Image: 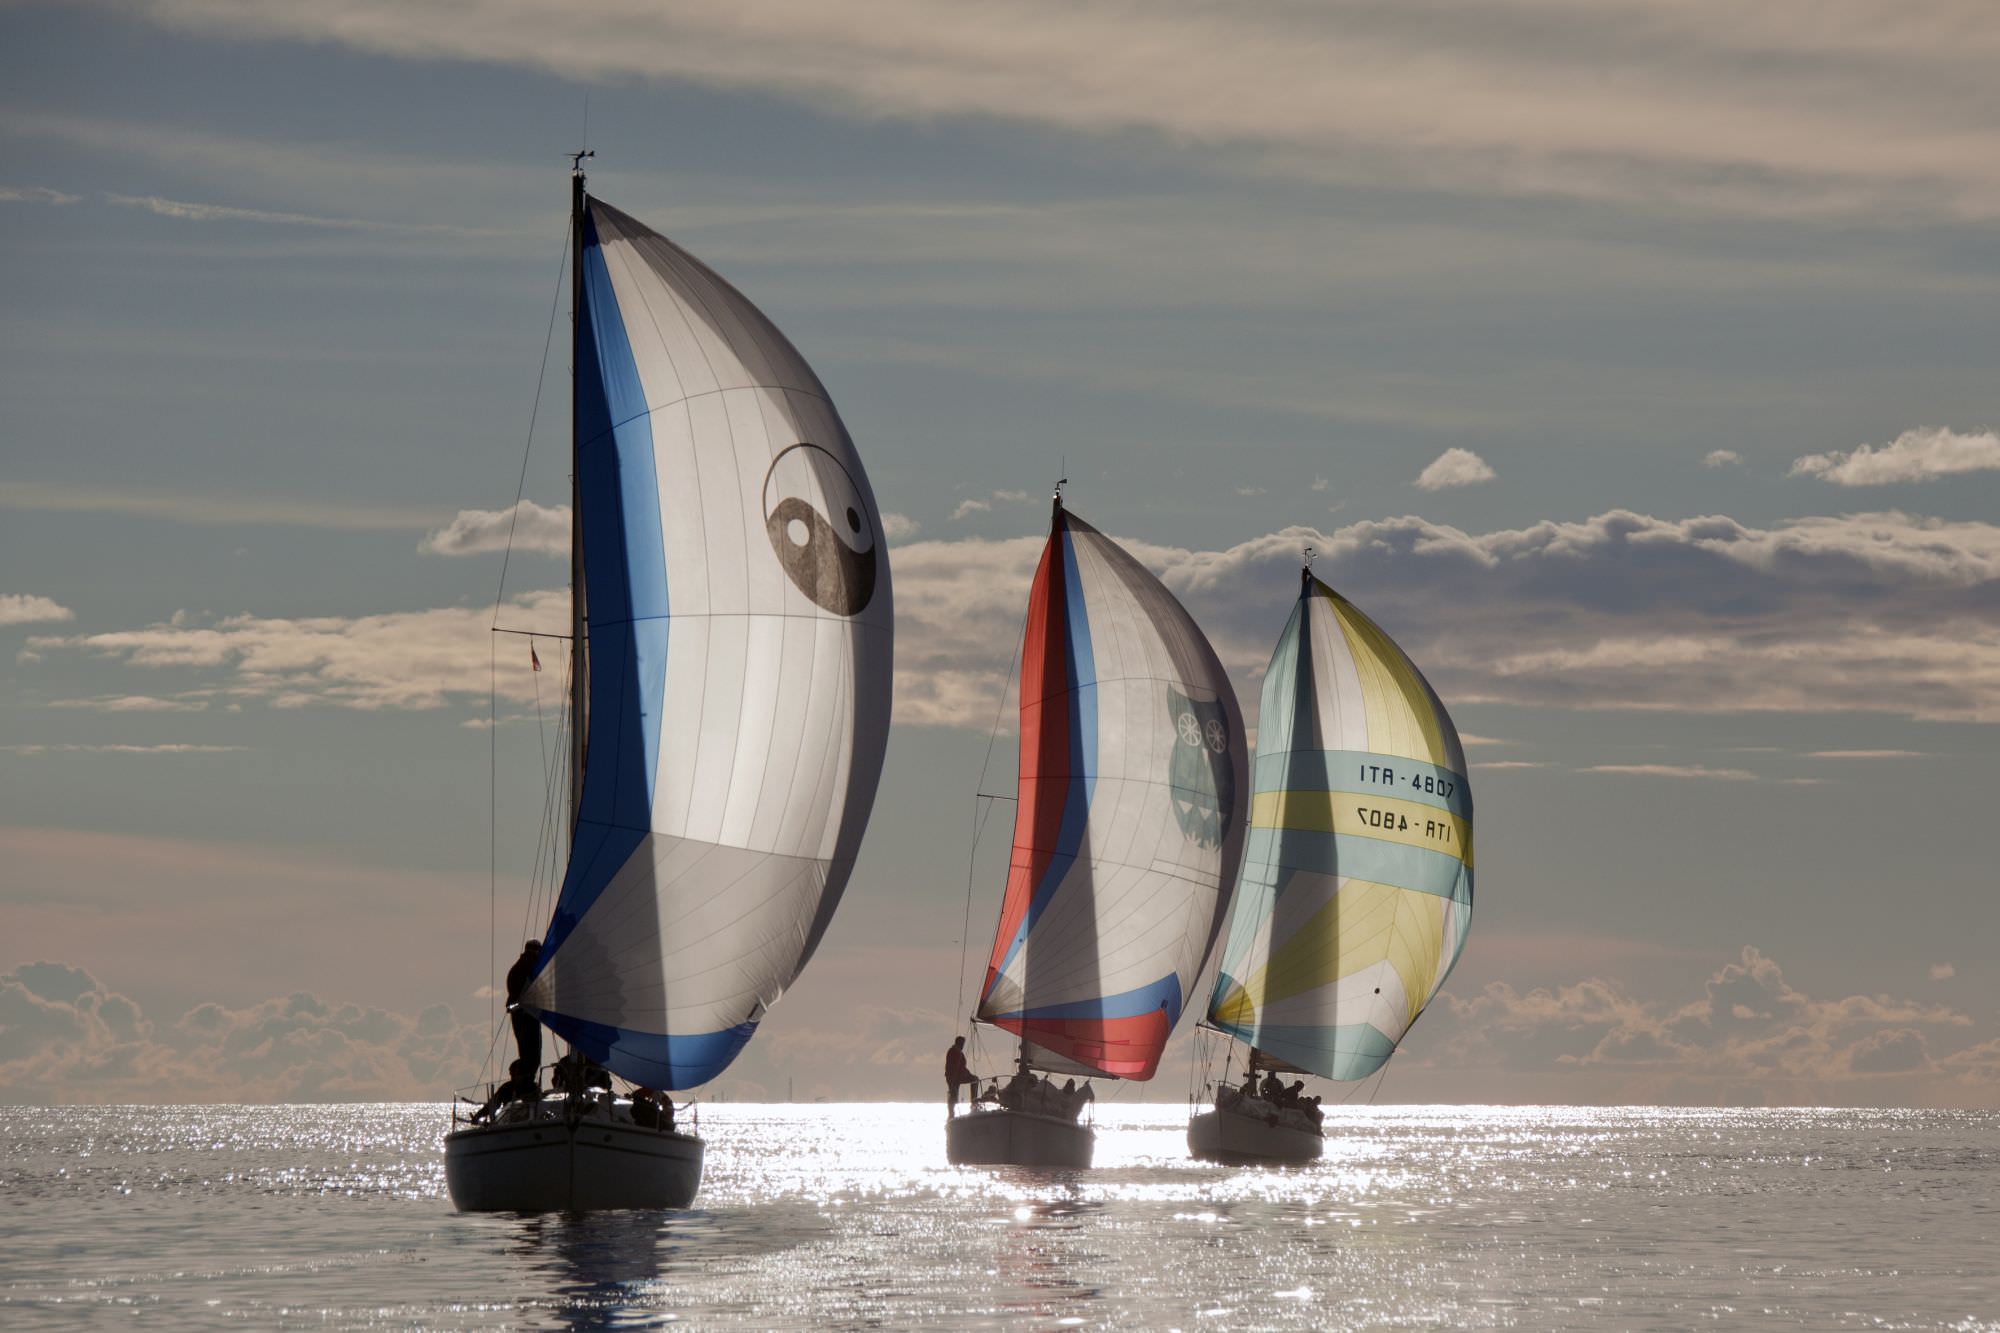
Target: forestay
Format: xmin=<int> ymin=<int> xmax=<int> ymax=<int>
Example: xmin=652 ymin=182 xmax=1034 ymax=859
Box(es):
xmin=1207 ymin=572 xmax=1472 ymax=1080
xmin=977 ymin=503 xmax=1247 ymax=1080
xmin=522 ymin=198 xmax=894 ymax=1089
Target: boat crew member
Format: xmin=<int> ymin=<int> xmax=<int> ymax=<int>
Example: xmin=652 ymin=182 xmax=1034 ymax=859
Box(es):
xmin=505 ymin=940 xmax=542 ymax=1072
xmin=471 ymin=1057 xmax=537 ymax=1124
xmin=944 ymin=1036 xmax=973 ymax=1117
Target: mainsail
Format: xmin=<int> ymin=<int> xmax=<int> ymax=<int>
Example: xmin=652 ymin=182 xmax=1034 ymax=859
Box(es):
xmin=1206 ymin=570 xmax=1471 ymax=1080
xmin=521 ymin=197 xmax=894 ymax=1089
xmin=976 ymin=500 xmax=1247 ymax=1080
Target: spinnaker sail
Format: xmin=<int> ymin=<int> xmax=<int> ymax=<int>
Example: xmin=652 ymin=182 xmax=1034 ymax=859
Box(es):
xmin=976 ymin=499 xmax=1247 ymax=1080
xmin=1206 ymin=569 xmax=1471 ymax=1080
xmin=521 ymin=198 xmax=894 ymax=1089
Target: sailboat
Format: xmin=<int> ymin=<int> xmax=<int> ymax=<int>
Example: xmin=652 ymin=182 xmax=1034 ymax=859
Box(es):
xmin=947 ymin=490 xmax=1247 ymax=1169
xmin=445 ymin=155 xmax=894 ymax=1210
xmin=1189 ymin=557 xmax=1472 ymax=1165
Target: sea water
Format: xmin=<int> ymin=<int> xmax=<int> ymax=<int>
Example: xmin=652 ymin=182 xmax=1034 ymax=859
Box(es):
xmin=2 ymin=1103 xmax=1995 ymax=1330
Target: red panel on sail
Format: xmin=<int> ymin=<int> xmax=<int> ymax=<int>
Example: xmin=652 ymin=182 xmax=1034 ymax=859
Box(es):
xmin=988 ymin=1012 xmax=1171 ymax=1081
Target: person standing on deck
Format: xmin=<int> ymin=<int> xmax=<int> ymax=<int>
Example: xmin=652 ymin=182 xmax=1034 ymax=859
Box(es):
xmin=506 ymin=940 xmax=543 ymax=1072
xmin=944 ymin=1036 xmax=973 ymax=1117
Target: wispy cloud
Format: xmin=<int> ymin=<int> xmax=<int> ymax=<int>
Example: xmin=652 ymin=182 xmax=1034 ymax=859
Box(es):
xmin=46 ymin=695 xmax=208 ymax=713
xmin=1703 ymin=449 xmax=1744 ymax=468
xmin=1414 ymin=447 xmax=1496 ymax=491
xmin=418 ymin=501 xmax=568 ymax=558
xmin=1581 ymin=763 xmax=1759 ymax=781
xmin=2 ymin=744 xmax=247 ymax=755
xmin=1805 ymin=749 xmax=1927 ymax=760
xmin=1930 ymin=963 xmax=1956 ymax=981
xmin=0 ymin=185 xmax=81 ymax=205
xmin=0 ymin=594 xmax=74 ymax=627
xmin=1791 ymin=427 xmax=2000 ymax=486
xmin=103 ymin=191 xmax=493 ymax=235
xmin=950 ymin=498 xmax=991 ymax=520
xmin=126 ymin=0 xmax=2000 ymax=222
xmin=0 ymin=479 xmax=443 ymax=531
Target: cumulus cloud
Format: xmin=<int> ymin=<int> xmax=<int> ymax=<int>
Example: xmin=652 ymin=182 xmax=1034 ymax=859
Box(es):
xmin=891 ymin=506 xmax=2000 ymax=728
xmin=0 ymin=594 xmax=74 ymax=626
xmin=1703 ymin=449 xmax=1744 ymax=468
xmin=1790 ymin=427 xmax=2000 ymax=486
xmin=1414 ymin=448 xmax=1496 ymax=491
xmin=879 ymin=512 xmax=921 ymax=542
xmin=950 ymin=498 xmax=992 ymax=520
xmin=1425 ymin=946 xmax=1978 ymax=1101
xmin=125 ymin=0 xmax=2000 ymax=222
xmin=0 ymin=962 xmax=490 ymax=1103
xmin=27 ymin=505 xmax=2000 ymax=729
xmin=418 ymin=500 xmax=569 ymax=557
xmin=1930 ymin=963 xmax=1956 ymax=981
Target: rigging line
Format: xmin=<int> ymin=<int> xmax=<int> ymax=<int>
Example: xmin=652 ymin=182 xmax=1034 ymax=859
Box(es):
xmin=955 ymin=630 xmax=1027 ymax=1028
xmin=489 ymin=632 xmax=497 ymax=1043
xmin=488 ymin=227 xmax=572 ymax=626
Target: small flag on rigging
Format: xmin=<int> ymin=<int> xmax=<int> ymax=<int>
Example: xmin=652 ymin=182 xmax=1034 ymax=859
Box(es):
xmin=530 ymin=643 xmax=542 ymax=672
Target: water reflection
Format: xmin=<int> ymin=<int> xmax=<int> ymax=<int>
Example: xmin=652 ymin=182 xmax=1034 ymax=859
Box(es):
xmin=995 ymin=1192 xmax=1107 ymax=1319
xmin=510 ymin=1211 xmax=676 ymax=1330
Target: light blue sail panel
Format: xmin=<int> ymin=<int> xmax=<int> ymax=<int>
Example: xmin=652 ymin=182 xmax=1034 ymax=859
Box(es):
xmin=521 ymin=197 xmax=894 ymax=1090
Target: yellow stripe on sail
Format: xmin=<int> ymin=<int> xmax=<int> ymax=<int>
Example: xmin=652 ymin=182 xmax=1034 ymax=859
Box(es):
xmin=1216 ymin=879 xmax=1447 ymax=1029
xmin=1250 ymin=790 xmax=1472 ymax=869
xmin=1322 ymin=587 xmax=1449 ymax=766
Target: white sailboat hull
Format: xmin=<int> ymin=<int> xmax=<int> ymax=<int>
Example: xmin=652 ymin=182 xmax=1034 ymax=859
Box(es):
xmin=1188 ymin=1104 xmax=1323 ymax=1165
xmin=946 ymin=1108 xmax=1093 ymax=1168
xmin=445 ymin=1114 xmax=704 ymax=1211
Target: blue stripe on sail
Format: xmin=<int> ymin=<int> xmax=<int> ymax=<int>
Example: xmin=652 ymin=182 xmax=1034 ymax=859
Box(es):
xmin=986 ymin=971 xmax=1182 ymax=1025
xmin=538 ymin=1011 xmax=756 ymax=1091
xmin=1253 ymin=750 xmax=1472 ymax=819
xmin=1207 ymin=1016 xmax=1399 ymax=1082
xmin=536 ymin=205 xmax=670 ymax=966
xmin=993 ymin=520 xmax=1099 ymax=982
xmin=1242 ymin=828 xmax=1467 ymax=898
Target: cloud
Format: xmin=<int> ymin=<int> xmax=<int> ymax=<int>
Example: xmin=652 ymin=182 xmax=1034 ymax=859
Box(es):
xmin=0 ymin=961 xmax=490 ymax=1102
xmin=1703 ymin=449 xmax=1744 ymax=468
xmin=1477 ymin=760 xmax=1546 ymax=770
xmin=0 ymin=185 xmax=81 ymax=205
xmin=1581 ymin=763 xmax=1758 ymax=781
xmin=1414 ymin=448 xmax=1496 ymax=491
xmin=47 ymin=694 xmax=208 ymax=713
xmin=879 ymin=512 xmax=921 ymax=542
xmin=30 ymin=504 xmax=2000 ymax=729
xmin=103 ymin=191 xmax=489 ymax=235
xmin=0 ymin=594 xmax=74 ymax=626
xmin=890 ymin=505 xmax=2000 ymax=729
xmin=950 ymin=498 xmax=992 ymax=520
xmin=1790 ymin=427 xmax=2000 ymax=486
xmin=27 ymin=590 xmax=567 ymax=712
xmin=1426 ymin=946 xmax=1978 ymax=1101
xmin=1930 ymin=963 xmax=1956 ymax=981
xmin=0 ymin=479 xmax=440 ymax=531
xmin=2 ymin=744 xmax=247 ymax=755
xmin=1234 ymin=485 xmax=1267 ymax=496
xmin=1311 ymin=476 xmax=1330 ymax=492
xmin=125 ymin=0 xmax=2000 ymax=222
xmin=418 ymin=501 xmax=569 ymax=558
xmin=1805 ymin=749 xmax=1926 ymax=759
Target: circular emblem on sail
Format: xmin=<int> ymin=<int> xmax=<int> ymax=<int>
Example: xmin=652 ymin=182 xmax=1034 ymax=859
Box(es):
xmin=1168 ymin=686 xmax=1235 ymax=849
xmin=762 ymin=443 xmax=879 ymax=615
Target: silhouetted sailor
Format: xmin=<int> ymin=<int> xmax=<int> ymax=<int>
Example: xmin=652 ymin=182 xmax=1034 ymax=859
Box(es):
xmin=505 ymin=939 xmax=543 ymax=1073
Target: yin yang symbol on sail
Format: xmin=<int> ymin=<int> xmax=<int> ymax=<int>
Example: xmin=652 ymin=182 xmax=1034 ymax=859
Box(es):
xmin=763 ymin=442 xmax=878 ymax=615
xmin=1168 ymin=685 xmax=1235 ymax=849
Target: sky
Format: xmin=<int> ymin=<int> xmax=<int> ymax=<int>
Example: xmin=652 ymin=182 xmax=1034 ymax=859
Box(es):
xmin=2 ymin=0 xmax=1997 ymax=1106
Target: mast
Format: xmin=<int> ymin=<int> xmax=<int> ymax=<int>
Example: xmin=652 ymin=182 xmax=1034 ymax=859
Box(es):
xmin=568 ymin=149 xmax=593 ymax=835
